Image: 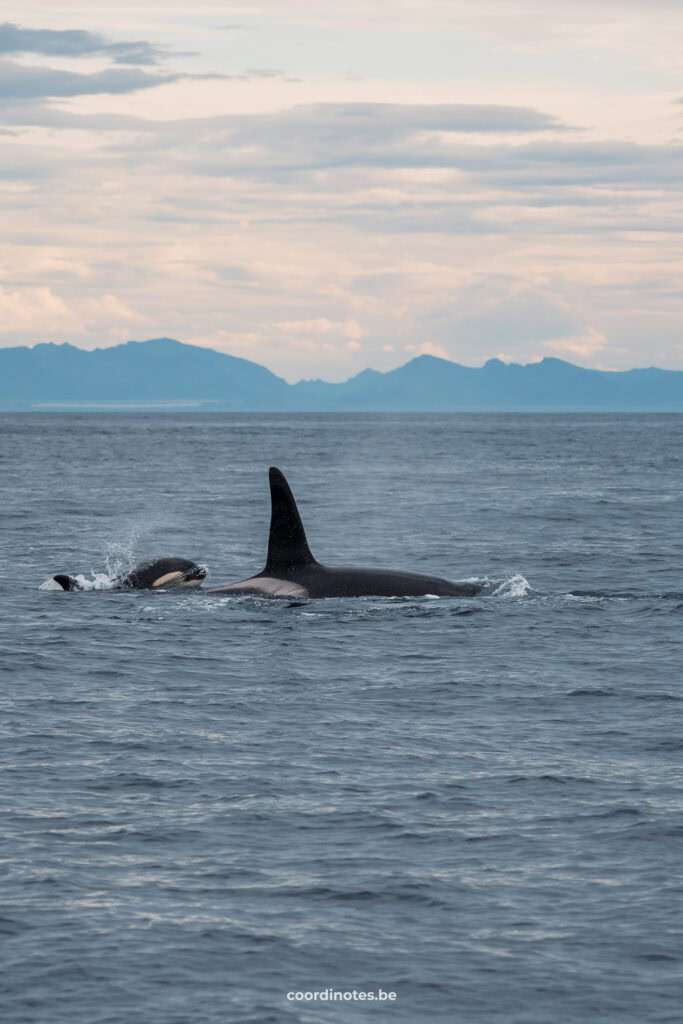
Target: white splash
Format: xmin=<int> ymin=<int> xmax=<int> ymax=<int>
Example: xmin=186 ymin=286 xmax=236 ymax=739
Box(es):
xmin=76 ymin=573 xmax=115 ymax=591
xmin=39 ymin=572 xmax=115 ymax=591
xmin=491 ymin=574 xmax=531 ymax=598
xmin=104 ymin=533 xmax=142 ymax=579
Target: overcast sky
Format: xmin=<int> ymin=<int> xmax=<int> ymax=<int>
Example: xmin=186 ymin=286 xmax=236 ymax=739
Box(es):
xmin=1 ymin=1 xmax=682 ymax=380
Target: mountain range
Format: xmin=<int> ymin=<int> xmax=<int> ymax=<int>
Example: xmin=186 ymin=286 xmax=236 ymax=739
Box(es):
xmin=1 ymin=337 xmax=683 ymax=411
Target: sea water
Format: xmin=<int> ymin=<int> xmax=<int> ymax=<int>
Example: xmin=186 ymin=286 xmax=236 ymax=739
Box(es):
xmin=1 ymin=413 xmax=681 ymax=1023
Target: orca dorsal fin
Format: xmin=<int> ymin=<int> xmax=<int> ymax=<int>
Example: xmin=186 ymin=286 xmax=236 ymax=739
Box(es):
xmin=53 ymin=574 xmax=78 ymax=591
xmin=264 ymin=467 xmax=316 ymax=572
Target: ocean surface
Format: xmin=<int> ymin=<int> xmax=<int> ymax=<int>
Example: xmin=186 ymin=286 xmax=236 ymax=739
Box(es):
xmin=1 ymin=412 xmax=681 ymax=1024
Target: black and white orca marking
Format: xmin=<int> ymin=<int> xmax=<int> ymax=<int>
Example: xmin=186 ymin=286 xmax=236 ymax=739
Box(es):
xmin=51 ymin=557 xmax=207 ymax=592
xmin=209 ymin=468 xmax=482 ymax=599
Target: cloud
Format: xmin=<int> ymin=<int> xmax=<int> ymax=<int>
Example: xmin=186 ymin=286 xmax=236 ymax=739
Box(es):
xmin=408 ymin=279 xmax=617 ymax=366
xmin=189 ymin=102 xmax=566 ymax=172
xmin=0 ymin=22 xmax=167 ymax=65
xmin=0 ymin=100 xmax=569 ymax=179
xmin=404 ymin=341 xmax=451 ymax=359
xmin=79 ymin=101 xmax=567 ymax=195
xmin=94 ymin=103 xmax=683 ymax=221
xmin=283 ymin=102 xmax=563 ymax=134
xmin=0 ymin=284 xmax=142 ymax=338
xmin=0 ymin=58 xmax=185 ymax=100
xmin=453 ymin=285 xmax=583 ymax=345
xmin=544 ymin=328 xmax=608 ymax=358
xmin=274 ymin=317 xmax=366 ymax=340
xmin=246 ymin=68 xmax=286 ymax=79
xmin=0 ymin=284 xmax=71 ymax=331
xmin=8 ymin=99 xmax=679 ymax=210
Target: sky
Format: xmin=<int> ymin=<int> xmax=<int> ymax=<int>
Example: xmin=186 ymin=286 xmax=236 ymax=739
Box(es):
xmin=1 ymin=1 xmax=682 ymax=381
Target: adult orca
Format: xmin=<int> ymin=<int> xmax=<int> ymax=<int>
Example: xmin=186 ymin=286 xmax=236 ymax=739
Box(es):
xmin=208 ymin=468 xmax=481 ymax=599
xmin=51 ymin=557 xmax=207 ymax=592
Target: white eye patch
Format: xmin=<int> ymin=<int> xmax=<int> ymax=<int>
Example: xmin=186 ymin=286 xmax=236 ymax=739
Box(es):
xmin=152 ymin=571 xmax=184 ymax=588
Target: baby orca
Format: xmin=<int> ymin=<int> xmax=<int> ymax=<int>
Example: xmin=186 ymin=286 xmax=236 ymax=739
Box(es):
xmin=209 ymin=468 xmax=482 ymax=599
xmin=52 ymin=557 xmax=207 ymax=592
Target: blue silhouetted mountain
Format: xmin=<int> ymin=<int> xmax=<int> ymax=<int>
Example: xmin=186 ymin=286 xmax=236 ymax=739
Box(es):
xmin=0 ymin=337 xmax=290 ymax=409
xmin=303 ymin=354 xmax=683 ymax=411
xmin=1 ymin=338 xmax=683 ymax=410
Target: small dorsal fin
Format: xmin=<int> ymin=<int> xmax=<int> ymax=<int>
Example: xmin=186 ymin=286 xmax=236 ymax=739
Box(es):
xmin=264 ymin=467 xmax=316 ymax=572
xmin=53 ymin=574 xmax=78 ymax=591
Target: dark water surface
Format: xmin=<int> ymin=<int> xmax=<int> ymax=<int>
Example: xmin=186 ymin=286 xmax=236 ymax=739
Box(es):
xmin=1 ymin=413 xmax=681 ymax=1024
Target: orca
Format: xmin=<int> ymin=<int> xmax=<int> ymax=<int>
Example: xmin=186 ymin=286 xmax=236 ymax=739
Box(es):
xmin=208 ymin=468 xmax=482 ymax=599
xmin=51 ymin=557 xmax=207 ymax=592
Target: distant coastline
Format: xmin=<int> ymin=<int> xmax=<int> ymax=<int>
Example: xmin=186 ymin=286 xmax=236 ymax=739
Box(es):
xmin=2 ymin=337 xmax=683 ymax=412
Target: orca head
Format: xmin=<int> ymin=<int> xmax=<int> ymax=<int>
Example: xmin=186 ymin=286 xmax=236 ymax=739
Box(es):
xmin=122 ymin=557 xmax=208 ymax=590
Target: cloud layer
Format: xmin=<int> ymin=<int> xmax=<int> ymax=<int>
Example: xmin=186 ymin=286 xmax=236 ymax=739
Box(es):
xmin=0 ymin=21 xmax=166 ymax=64
xmin=0 ymin=3 xmax=682 ymax=378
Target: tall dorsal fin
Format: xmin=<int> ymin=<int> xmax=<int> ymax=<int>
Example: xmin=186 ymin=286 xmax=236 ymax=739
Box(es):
xmin=264 ymin=467 xmax=316 ymax=572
